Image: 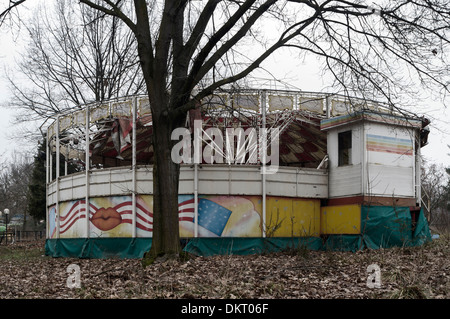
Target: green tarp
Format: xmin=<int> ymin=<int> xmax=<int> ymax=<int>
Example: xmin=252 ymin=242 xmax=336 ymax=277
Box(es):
xmin=44 ymin=237 xmax=323 ymax=258
xmin=183 ymin=237 xmax=324 ymax=257
xmin=45 ymin=206 xmax=432 ymax=258
xmin=321 ymin=235 xmax=364 ymax=252
xmin=320 ymin=206 xmax=432 ymax=252
xmin=45 ymin=238 xmax=152 ymax=259
xmin=361 ymin=205 xmax=431 ymax=249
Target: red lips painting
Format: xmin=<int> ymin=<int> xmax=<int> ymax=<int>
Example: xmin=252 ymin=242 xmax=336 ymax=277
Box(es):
xmin=90 ymin=207 xmax=123 ymax=231
xmin=56 ymin=197 xmax=152 ymax=237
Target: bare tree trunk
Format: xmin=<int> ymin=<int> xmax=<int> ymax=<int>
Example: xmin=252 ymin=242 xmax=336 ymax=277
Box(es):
xmin=135 ymin=0 xmax=188 ymax=264
xmin=143 ymin=107 xmax=182 ymax=264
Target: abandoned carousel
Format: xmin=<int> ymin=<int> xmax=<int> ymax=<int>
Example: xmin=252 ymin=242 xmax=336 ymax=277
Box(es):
xmin=44 ymin=89 xmax=432 ymax=258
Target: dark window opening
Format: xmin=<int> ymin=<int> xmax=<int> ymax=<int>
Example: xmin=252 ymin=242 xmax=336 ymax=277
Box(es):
xmin=338 ymin=130 xmax=352 ymax=166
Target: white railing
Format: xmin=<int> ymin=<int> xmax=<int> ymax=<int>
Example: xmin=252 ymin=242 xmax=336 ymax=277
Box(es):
xmin=47 ymin=164 xmax=328 ymax=206
xmin=46 ymin=89 xmax=403 ymax=140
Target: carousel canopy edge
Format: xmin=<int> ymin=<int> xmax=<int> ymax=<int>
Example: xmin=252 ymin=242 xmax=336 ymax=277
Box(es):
xmin=45 ymin=90 xmax=417 ymax=138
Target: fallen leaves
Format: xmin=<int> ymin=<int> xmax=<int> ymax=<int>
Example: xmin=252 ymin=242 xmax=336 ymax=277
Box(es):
xmin=0 ymin=237 xmax=448 ymax=299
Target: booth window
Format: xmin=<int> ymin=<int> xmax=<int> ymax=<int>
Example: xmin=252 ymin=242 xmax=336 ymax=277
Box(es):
xmin=338 ymin=130 xmax=352 ymax=166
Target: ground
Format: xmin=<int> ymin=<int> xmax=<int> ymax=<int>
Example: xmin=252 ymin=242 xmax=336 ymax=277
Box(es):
xmin=0 ymin=236 xmax=448 ymax=299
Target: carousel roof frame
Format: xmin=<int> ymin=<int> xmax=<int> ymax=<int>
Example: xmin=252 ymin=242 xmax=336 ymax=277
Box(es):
xmin=45 ymin=88 xmax=426 ymax=174
xmin=46 ymin=88 xmax=409 ymax=139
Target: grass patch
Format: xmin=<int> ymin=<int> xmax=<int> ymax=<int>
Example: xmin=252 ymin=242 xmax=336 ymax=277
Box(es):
xmin=0 ymin=243 xmax=45 ymax=260
xmin=390 ymin=285 xmax=428 ymax=299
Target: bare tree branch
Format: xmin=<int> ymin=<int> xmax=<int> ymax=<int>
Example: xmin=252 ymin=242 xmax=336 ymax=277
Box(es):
xmin=7 ymin=0 xmax=144 ymax=124
xmin=0 ymin=0 xmax=25 ymax=27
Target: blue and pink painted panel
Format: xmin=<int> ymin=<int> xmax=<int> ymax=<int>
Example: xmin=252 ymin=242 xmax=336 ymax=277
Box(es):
xmin=366 ymin=134 xmax=413 ymax=156
xmin=48 ymin=195 xmax=263 ymax=239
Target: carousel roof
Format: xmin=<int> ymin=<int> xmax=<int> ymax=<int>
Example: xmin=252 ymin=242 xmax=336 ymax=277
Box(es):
xmin=88 ymin=109 xmax=328 ymax=168
xmin=48 ymin=90 xmax=428 ymax=170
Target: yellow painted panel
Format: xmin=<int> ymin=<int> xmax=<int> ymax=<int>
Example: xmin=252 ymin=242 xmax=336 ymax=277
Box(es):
xmin=320 ymin=205 xmax=361 ymax=234
xmin=266 ymin=197 xmax=321 ymax=237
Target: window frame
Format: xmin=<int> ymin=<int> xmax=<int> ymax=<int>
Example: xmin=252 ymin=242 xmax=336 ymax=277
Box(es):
xmin=338 ymin=130 xmax=352 ymax=166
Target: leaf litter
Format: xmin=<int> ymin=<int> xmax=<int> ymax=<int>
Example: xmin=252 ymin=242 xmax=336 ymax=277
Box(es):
xmin=0 ymin=237 xmax=448 ymax=299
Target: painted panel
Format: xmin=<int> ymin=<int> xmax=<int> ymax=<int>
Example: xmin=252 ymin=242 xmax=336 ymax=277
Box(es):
xmin=298 ymin=96 xmax=323 ymax=113
xmin=58 ymin=200 xmax=87 ymax=238
xmin=136 ymin=195 xmax=153 ymax=237
xmin=320 ymin=205 xmax=361 ymax=234
xmin=364 ymin=122 xmax=415 ymax=198
xmin=365 ymin=122 xmax=414 ymax=168
xmin=269 ymin=95 xmax=294 ymax=111
xmin=89 ymin=196 xmax=134 ymax=237
xmin=265 ymin=197 xmax=321 ymax=237
xmin=48 ymin=205 xmax=57 ymax=238
xmin=54 ymin=196 xmax=152 ymax=238
xmin=366 ymin=134 xmax=413 ymax=156
xmin=88 ymin=195 xmax=153 ymax=238
xmin=50 ymin=195 xmax=324 ymax=239
xmin=179 ymin=195 xmax=262 ymax=238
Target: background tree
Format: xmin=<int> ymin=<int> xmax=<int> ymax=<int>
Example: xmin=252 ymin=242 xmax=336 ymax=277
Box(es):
xmin=421 ymin=160 xmax=448 ymax=223
xmin=438 ymin=146 xmax=450 ymax=233
xmin=3 ymin=0 xmax=147 ymax=231
xmin=78 ymin=0 xmax=449 ymax=263
xmin=26 ymin=141 xmax=47 ymax=224
xmin=421 ymin=145 xmax=450 ymax=234
xmin=5 ymin=0 xmax=145 ymax=141
xmin=26 ymin=137 xmax=81 ymax=224
xmin=0 ymin=153 xmax=33 ymax=229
